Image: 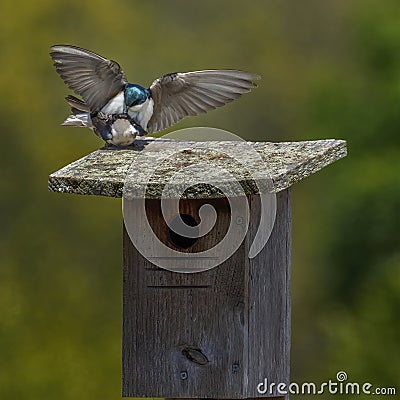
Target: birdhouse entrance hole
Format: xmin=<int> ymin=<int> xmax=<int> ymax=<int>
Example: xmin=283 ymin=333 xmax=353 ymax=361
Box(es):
xmin=168 ymin=213 xmax=199 ymax=249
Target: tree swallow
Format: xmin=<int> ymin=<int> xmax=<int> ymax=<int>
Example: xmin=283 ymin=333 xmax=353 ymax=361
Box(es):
xmin=50 ymin=45 xmax=260 ymax=146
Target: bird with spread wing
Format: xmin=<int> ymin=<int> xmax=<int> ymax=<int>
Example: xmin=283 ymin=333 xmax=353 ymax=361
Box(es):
xmin=50 ymin=45 xmax=260 ymax=146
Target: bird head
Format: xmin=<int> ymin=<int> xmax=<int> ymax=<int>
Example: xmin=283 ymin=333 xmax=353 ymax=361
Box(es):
xmin=125 ymin=83 xmax=150 ymax=107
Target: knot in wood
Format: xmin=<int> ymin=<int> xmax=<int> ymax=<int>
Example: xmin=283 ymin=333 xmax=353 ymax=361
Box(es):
xmin=181 ymin=346 xmax=209 ymax=365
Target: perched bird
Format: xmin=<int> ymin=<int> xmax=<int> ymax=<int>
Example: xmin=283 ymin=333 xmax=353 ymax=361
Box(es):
xmin=50 ymin=45 xmax=260 ymax=146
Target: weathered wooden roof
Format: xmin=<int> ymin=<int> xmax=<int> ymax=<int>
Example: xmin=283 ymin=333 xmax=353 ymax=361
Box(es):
xmin=48 ymin=138 xmax=347 ymax=199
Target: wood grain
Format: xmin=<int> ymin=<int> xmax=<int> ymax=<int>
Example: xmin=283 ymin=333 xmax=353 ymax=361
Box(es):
xmin=49 ymin=138 xmax=346 ymax=199
xmin=122 ymin=190 xmax=291 ymax=399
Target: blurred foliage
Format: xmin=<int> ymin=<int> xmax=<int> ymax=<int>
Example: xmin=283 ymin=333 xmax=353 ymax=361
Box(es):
xmin=0 ymin=0 xmax=398 ymax=399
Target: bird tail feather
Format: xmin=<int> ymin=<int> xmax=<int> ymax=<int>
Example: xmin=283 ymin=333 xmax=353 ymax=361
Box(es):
xmin=62 ymin=95 xmax=92 ymax=127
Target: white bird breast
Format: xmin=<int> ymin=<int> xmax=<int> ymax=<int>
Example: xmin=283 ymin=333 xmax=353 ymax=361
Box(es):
xmin=128 ymin=98 xmax=154 ymax=130
xmin=101 ymin=91 xmax=125 ymax=115
xmin=99 ymin=91 xmax=154 ymax=145
xmin=108 ymin=119 xmax=138 ymax=146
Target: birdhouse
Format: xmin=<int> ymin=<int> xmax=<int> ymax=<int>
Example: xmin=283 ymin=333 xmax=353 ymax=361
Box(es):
xmin=49 ymin=137 xmax=346 ymax=399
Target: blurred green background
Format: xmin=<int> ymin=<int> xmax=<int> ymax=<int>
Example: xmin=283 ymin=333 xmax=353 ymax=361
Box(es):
xmin=0 ymin=0 xmax=399 ymax=399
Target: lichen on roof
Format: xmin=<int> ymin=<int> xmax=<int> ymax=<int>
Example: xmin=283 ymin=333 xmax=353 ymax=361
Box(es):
xmin=49 ymin=138 xmax=347 ymax=199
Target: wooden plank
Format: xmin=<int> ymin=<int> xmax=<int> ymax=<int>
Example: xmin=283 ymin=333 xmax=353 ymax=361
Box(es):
xmin=246 ymin=190 xmax=291 ymax=398
xmin=122 ymin=190 xmax=291 ymax=398
xmin=49 ymin=139 xmax=346 ymax=199
xmin=122 ymin=198 xmax=247 ymax=398
xmin=165 ymin=398 xmax=286 ymax=400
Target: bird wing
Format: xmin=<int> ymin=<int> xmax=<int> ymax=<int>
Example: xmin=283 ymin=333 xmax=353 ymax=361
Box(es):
xmin=147 ymin=70 xmax=260 ymax=133
xmin=65 ymin=95 xmax=90 ymax=113
xmin=50 ymin=45 xmax=127 ymax=111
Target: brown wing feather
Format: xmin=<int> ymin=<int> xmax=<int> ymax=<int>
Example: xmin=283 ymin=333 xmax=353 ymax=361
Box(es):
xmin=147 ymin=70 xmax=260 ymax=133
xmin=50 ymin=45 xmax=127 ymax=111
